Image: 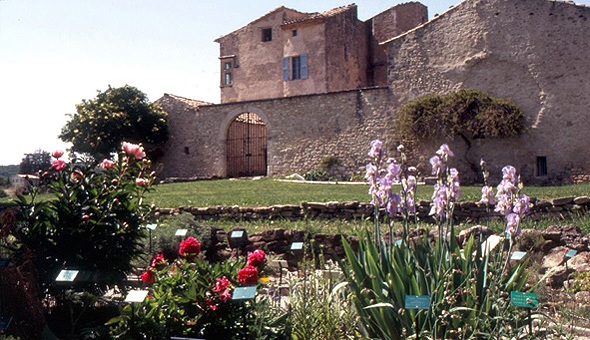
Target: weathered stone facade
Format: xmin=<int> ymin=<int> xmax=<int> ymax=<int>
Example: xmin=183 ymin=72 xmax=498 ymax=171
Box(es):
xmin=384 ymin=0 xmax=590 ymax=183
xmin=159 ymin=0 xmax=590 ymax=184
xmin=215 ymin=3 xmax=427 ymax=103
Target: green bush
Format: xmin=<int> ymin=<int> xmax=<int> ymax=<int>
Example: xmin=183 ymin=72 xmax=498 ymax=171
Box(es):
xmin=396 ymin=89 xmax=526 ymax=144
xmin=13 ymin=144 xmax=155 ymax=288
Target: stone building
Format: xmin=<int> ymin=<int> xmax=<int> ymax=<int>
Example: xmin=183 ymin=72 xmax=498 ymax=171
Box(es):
xmin=157 ymin=0 xmax=590 ymax=184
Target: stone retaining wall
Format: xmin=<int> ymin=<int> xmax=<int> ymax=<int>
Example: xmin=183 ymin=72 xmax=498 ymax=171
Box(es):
xmin=158 ymin=195 xmax=590 ymax=222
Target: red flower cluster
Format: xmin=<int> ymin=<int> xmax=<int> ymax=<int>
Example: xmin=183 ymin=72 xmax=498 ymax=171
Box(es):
xmin=247 ymin=249 xmax=267 ymax=267
xmin=51 ymin=159 xmax=66 ymax=172
xmin=237 ymin=265 xmax=259 ymax=286
xmin=179 ymin=237 xmax=201 ymax=258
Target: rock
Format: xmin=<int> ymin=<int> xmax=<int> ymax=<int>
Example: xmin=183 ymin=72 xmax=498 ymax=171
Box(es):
xmin=551 ymin=197 xmax=575 ymax=206
xmin=542 ymin=225 xmax=588 ymax=251
xmin=568 ymin=251 xmax=590 ymax=272
xmin=456 ymin=225 xmax=494 ymax=247
xmin=546 ymin=264 xmax=574 ymax=288
xmin=541 ymin=246 xmax=568 ymax=272
xmin=573 ymin=196 xmax=590 ymax=205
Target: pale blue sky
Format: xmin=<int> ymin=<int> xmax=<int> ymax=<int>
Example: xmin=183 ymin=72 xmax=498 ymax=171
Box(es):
xmin=0 ymin=0 xmax=588 ymax=165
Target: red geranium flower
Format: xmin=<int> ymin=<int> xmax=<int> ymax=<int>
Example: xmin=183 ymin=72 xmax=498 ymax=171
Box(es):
xmin=140 ymin=270 xmax=155 ymax=284
xmin=212 ymin=276 xmax=231 ymax=293
xmin=247 ymin=249 xmax=267 ymax=267
xmin=238 ymin=265 xmax=259 ymax=286
xmin=179 ymin=237 xmax=201 ymax=258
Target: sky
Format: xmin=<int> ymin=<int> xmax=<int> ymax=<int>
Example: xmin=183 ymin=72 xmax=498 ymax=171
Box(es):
xmin=0 ymin=0 xmax=588 ymax=166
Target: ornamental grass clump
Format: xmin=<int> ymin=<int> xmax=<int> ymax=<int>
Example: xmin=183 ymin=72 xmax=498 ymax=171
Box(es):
xmin=108 ymin=241 xmax=272 ymax=339
xmin=339 ymin=141 xmax=545 ymax=339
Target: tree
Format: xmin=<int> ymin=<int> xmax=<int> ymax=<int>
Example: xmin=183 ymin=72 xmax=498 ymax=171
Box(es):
xmin=19 ymin=149 xmax=51 ymax=175
xmin=395 ymin=89 xmax=526 ymax=147
xmin=59 ymin=85 xmax=168 ymax=161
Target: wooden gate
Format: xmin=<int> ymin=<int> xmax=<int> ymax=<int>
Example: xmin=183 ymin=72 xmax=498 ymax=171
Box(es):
xmin=226 ymin=112 xmax=267 ymax=177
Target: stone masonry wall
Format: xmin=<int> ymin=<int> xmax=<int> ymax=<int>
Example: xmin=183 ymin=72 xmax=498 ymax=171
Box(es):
xmin=384 ymin=0 xmax=590 ymax=184
xmin=158 ymin=88 xmax=391 ymax=179
xmin=157 ymin=195 xmax=590 ymax=223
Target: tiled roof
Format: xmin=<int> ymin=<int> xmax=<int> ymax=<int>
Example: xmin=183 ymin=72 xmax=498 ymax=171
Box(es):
xmin=282 ymin=4 xmax=356 ymax=26
xmin=163 ymin=93 xmax=212 ymax=109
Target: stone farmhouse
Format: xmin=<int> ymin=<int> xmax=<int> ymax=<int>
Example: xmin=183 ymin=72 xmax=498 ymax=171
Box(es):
xmin=157 ymin=0 xmax=590 ymax=184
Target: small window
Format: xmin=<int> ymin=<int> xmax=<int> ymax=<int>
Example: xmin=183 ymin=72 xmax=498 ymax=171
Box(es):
xmin=537 ymin=156 xmax=547 ymax=176
xmin=224 ymin=62 xmax=232 ymax=70
xmin=282 ymin=54 xmax=308 ymax=81
xmin=262 ymin=28 xmax=272 ymax=42
xmin=224 ymin=72 xmax=232 ymax=86
xmin=184 ymin=146 xmax=190 ymax=154
xmin=291 ymin=56 xmax=301 ymax=80
xmin=292 ymin=29 xmax=298 ymax=37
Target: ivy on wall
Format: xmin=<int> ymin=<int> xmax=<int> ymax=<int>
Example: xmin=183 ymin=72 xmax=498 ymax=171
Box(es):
xmin=395 ymin=89 xmax=527 ymax=146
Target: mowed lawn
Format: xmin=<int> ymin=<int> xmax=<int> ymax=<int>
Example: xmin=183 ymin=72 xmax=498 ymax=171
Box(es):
xmin=147 ymin=178 xmax=590 ymax=208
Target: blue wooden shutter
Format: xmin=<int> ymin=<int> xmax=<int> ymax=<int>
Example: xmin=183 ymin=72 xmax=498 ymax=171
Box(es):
xmin=300 ymin=53 xmax=308 ymax=79
xmin=282 ymin=57 xmax=289 ymax=81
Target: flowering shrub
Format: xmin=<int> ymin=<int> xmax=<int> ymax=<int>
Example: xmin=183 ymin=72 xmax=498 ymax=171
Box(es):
xmin=340 ymin=141 xmax=538 ymax=339
xmin=14 ymin=142 xmax=155 ymax=287
xmin=109 ymin=241 xmax=269 ymax=339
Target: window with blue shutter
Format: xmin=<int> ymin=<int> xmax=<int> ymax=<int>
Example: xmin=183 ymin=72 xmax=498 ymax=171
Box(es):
xmin=282 ymin=57 xmax=289 ymax=81
xmin=300 ymin=54 xmax=308 ymax=79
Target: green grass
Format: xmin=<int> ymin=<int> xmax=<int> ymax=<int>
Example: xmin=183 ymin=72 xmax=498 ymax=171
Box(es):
xmin=147 ymin=178 xmax=590 ymax=208
xmin=4 ymin=179 xmax=589 ymax=208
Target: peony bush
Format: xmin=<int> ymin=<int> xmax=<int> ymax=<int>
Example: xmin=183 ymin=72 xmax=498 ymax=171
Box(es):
xmin=109 ymin=239 xmax=270 ymax=339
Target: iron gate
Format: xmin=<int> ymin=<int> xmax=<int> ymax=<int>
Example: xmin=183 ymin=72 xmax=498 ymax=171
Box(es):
xmin=226 ymin=112 xmax=267 ymax=177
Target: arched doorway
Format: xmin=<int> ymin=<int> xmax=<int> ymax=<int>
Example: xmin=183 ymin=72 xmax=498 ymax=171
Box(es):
xmin=226 ymin=112 xmax=267 ymax=177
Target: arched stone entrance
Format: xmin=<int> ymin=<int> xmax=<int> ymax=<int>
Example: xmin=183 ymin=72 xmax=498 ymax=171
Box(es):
xmin=226 ymin=112 xmax=267 ymax=177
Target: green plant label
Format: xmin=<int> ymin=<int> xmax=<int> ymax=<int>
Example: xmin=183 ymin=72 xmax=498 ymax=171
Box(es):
xmin=511 ymin=251 xmax=526 ymax=260
xmin=510 ymin=291 xmax=538 ymax=308
xmin=405 ymin=295 xmax=430 ymax=310
xmin=566 ymin=249 xmax=577 ymax=258
xmin=291 ymin=241 xmax=304 ymax=250
xmin=55 ymin=269 xmax=79 ymax=282
xmin=232 ymin=286 xmax=257 ymax=300
xmin=394 ymin=239 xmax=402 ymax=247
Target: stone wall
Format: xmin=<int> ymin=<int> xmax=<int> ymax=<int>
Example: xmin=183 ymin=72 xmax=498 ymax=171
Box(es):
xmin=157 ymin=195 xmax=590 ymax=222
xmin=157 ymin=88 xmax=391 ymax=179
xmin=384 ymin=0 xmax=590 ymax=184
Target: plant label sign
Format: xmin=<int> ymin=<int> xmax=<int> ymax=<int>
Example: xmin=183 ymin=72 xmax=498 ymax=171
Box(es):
xmin=232 ymin=286 xmax=257 ymax=300
xmin=146 ymin=223 xmax=157 ymax=230
xmin=510 ymin=291 xmax=538 ymax=308
xmin=56 ymin=269 xmax=79 ymax=282
xmin=511 ymin=251 xmax=527 ymax=260
xmin=565 ymin=249 xmax=577 ymax=258
xmin=175 ymin=229 xmax=188 ymax=236
xmin=405 ymin=295 xmax=430 ymax=310
xmin=230 ymin=230 xmax=244 ymax=238
xmin=291 ymin=242 xmax=304 ymax=251
xmin=125 ymin=289 xmax=149 ymax=303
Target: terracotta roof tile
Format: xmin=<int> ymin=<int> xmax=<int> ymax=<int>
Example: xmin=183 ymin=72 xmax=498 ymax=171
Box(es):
xmin=282 ymin=4 xmax=356 ymax=26
xmin=163 ymin=93 xmax=212 ymax=109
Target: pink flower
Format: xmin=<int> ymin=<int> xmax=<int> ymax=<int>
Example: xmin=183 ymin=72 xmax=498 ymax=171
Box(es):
xmin=140 ymin=270 xmax=155 ymax=284
xmin=99 ymin=159 xmax=115 ymax=170
xmin=436 ymin=144 xmax=454 ymax=158
xmin=212 ymin=276 xmax=231 ymax=293
xmin=247 ymin=249 xmax=267 ymax=267
xmin=238 ymin=265 xmax=259 ymax=286
xmin=122 ymin=142 xmax=146 ymax=160
xmin=205 ymin=298 xmax=217 ymax=311
xmin=219 ymin=289 xmax=232 ymax=302
xmin=179 ymin=237 xmax=201 ymax=258
xmin=136 ymin=178 xmax=147 ymax=186
xmin=51 ymin=159 xmax=66 ymax=171
xmin=51 ymin=150 xmax=64 ymax=158
xmin=368 ymin=140 xmax=383 ymax=158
